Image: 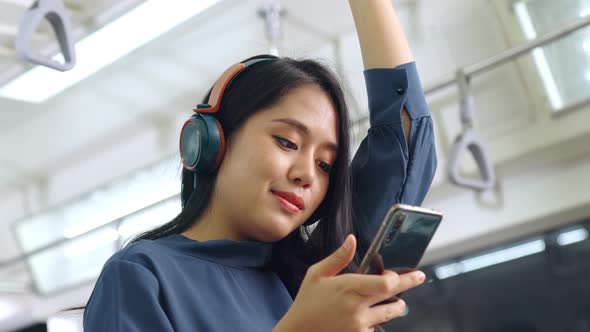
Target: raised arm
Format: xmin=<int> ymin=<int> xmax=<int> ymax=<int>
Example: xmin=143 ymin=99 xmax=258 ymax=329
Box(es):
xmin=349 ymin=0 xmax=412 ymax=143
xmin=274 ymin=3 xmax=434 ymax=331
xmin=348 ymin=0 xmax=413 ymax=69
xmin=348 ymin=0 xmax=437 ymax=250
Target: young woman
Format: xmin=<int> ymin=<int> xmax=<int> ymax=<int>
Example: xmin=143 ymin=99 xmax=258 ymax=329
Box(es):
xmin=82 ymin=0 xmax=436 ymax=331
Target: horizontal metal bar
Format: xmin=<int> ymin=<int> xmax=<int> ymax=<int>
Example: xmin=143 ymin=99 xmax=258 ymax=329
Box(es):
xmin=352 ymin=15 xmax=590 ymax=128
xmin=4 ymin=12 xmax=590 ymax=269
xmin=425 ymin=15 xmax=590 ymax=95
xmin=0 ymin=22 xmax=47 ymax=40
xmin=466 ymin=15 xmax=590 ymax=77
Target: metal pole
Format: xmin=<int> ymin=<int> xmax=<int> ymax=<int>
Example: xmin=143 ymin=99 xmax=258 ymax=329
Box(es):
xmin=4 ymin=13 xmax=590 ymax=270
xmin=257 ymin=1 xmax=285 ymax=56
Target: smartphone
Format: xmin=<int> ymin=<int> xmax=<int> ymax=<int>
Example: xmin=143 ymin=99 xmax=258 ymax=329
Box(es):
xmin=357 ymin=204 xmax=443 ymax=276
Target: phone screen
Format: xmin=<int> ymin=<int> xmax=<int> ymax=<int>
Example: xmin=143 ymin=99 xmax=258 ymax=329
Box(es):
xmin=360 ymin=206 xmax=442 ymax=275
xmin=378 ymin=211 xmax=441 ymax=273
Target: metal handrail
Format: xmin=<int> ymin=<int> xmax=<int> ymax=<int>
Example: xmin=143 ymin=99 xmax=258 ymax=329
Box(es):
xmin=352 ymin=15 xmax=590 ymax=190
xmin=4 ymin=15 xmax=590 ymax=268
xmin=353 ymin=14 xmax=590 ymax=126
xmin=447 ymin=70 xmax=496 ymax=190
xmin=15 ymin=0 xmax=76 ymax=71
xmin=431 ymin=16 xmax=590 ymax=190
xmin=258 ymin=0 xmax=285 ymax=56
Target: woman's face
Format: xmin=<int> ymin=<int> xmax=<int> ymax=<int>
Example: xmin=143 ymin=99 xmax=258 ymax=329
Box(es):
xmin=211 ymin=84 xmax=339 ymax=242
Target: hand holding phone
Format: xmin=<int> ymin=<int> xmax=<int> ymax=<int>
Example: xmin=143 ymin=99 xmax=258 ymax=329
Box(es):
xmin=276 ymin=233 xmax=427 ymax=332
xmin=357 ymin=204 xmax=443 ymax=303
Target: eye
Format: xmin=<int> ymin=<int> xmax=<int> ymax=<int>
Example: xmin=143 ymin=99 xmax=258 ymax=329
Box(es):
xmin=317 ymin=161 xmax=332 ymax=173
xmin=273 ymin=136 xmax=298 ymax=150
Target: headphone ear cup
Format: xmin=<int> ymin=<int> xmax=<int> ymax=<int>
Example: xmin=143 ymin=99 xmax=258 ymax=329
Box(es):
xmin=199 ymin=114 xmax=224 ymax=173
xmin=180 ymin=115 xmax=203 ymax=171
xmin=179 ymin=114 xmax=225 ymax=174
xmin=211 ymin=117 xmax=225 ymax=171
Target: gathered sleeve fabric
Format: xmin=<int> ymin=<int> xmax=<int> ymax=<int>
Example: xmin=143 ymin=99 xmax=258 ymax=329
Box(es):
xmin=83 ymin=258 xmax=175 ymax=332
xmin=351 ymin=61 xmax=437 ymax=250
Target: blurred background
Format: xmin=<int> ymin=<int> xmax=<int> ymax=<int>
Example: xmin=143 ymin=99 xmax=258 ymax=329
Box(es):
xmin=0 ymin=0 xmax=589 ymax=331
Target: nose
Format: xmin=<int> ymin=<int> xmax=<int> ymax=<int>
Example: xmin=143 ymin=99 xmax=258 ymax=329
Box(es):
xmin=289 ymin=152 xmax=315 ymax=189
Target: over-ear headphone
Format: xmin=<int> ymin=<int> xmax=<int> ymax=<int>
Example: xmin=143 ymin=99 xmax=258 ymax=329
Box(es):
xmin=179 ymin=58 xmax=277 ymax=177
xmin=179 ymin=57 xmax=323 ymax=226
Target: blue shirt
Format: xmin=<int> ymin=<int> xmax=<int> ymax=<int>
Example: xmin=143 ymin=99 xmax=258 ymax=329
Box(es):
xmin=83 ymin=61 xmax=437 ymax=332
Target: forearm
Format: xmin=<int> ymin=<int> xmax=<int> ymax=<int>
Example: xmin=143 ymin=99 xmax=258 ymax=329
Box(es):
xmin=348 ymin=0 xmax=413 ymax=70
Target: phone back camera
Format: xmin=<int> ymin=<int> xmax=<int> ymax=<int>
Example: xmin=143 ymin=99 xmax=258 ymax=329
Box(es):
xmin=384 ymin=232 xmax=395 ymax=245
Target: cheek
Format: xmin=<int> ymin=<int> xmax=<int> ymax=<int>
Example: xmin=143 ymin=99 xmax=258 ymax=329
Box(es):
xmin=315 ymin=178 xmax=330 ymax=205
xmin=226 ymin=138 xmax=285 ymax=187
xmin=255 ymin=142 xmax=282 ymax=173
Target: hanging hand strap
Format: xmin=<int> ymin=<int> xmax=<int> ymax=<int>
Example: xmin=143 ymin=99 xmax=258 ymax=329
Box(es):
xmin=15 ymin=0 xmax=76 ymax=71
xmin=447 ymin=70 xmax=496 ymax=191
xmin=258 ymin=0 xmax=285 ymax=56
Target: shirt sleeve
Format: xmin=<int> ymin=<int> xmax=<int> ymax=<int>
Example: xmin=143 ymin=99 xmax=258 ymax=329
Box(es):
xmin=83 ymin=259 xmax=175 ymax=332
xmin=351 ymin=61 xmax=437 ymax=250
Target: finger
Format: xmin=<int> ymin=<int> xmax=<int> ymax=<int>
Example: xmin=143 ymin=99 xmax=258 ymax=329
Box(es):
xmin=365 ymin=298 xmax=407 ymax=327
xmin=335 ymin=273 xmax=400 ymax=298
xmin=367 ymin=270 xmax=425 ymax=305
xmin=335 ymin=270 xmax=425 ymax=301
xmin=309 ymin=234 xmax=357 ymax=278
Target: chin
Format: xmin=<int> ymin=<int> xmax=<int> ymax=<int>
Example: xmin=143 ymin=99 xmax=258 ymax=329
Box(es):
xmin=252 ymin=217 xmax=300 ymax=243
xmin=256 ymin=227 xmax=294 ymax=243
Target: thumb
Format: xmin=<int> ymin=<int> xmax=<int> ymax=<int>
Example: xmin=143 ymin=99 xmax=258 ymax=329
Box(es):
xmin=313 ymin=234 xmax=356 ymax=278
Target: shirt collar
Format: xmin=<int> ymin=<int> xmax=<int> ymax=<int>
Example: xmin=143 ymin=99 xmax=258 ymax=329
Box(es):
xmin=158 ymin=233 xmax=273 ymax=269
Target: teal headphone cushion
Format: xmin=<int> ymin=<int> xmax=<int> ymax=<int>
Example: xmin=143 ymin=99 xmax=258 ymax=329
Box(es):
xmin=180 ymin=114 xmax=223 ymax=173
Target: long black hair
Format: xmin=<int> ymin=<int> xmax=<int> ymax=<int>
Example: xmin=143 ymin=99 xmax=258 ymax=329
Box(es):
xmin=66 ymin=54 xmax=366 ymax=321
xmin=128 ymin=54 xmax=363 ymax=296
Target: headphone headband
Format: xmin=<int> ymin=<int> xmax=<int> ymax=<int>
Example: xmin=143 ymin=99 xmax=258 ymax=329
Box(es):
xmin=193 ymin=58 xmax=278 ymax=114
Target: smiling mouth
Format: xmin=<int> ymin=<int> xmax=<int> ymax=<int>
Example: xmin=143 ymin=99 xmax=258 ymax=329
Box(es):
xmin=271 ymin=191 xmax=302 ymax=213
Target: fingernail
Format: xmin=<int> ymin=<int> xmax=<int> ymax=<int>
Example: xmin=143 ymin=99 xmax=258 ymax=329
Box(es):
xmin=416 ymin=272 xmax=426 ymax=282
xmin=341 ymin=235 xmax=351 ymax=249
xmin=400 ymin=300 xmax=409 ymax=317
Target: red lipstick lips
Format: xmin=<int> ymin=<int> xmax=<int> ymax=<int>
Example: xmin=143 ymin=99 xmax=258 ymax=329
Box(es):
xmin=272 ymin=191 xmax=305 ymax=212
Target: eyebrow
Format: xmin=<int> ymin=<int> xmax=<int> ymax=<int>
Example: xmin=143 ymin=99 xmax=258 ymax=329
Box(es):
xmin=271 ymin=118 xmax=339 ymax=153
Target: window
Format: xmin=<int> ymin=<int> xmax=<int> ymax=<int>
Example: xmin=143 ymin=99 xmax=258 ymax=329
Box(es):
xmin=14 ymin=157 xmax=181 ymax=294
xmin=514 ymin=0 xmax=590 ymax=112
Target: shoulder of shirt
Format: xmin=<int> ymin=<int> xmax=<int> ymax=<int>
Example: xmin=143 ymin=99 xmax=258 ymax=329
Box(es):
xmin=102 ymin=237 xmax=176 ymax=272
